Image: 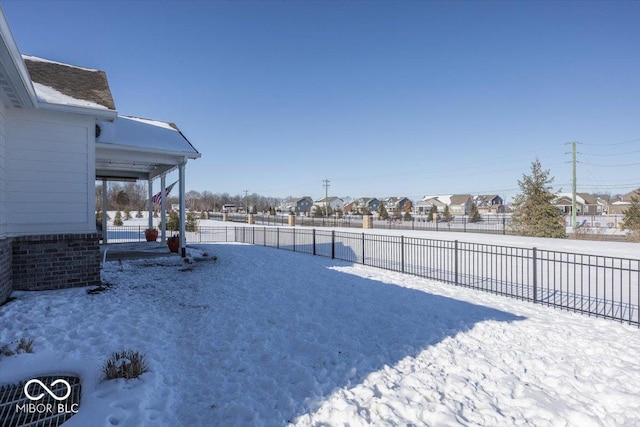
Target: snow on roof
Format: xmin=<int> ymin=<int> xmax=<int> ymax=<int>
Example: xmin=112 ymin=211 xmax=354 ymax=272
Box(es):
xmin=555 ymin=193 xmax=587 ymax=205
xmin=123 ymin=115 xmax=177 ymax=131
xmin=97 ymin=115 xmax=199 ymax=156
xmin=422 ymin=195 xmax=452 ymax=205
xmin=22 ymin=54 xmax=99 ymax=72
xmin=32 ymin=82 xmax=109 ymax=110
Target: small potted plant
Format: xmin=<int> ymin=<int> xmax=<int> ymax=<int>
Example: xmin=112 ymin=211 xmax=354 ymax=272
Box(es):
xmin=167 ymin=234 xmax=179 ymax=253
xmin=144 ymin=227 xmax=158 ymax=242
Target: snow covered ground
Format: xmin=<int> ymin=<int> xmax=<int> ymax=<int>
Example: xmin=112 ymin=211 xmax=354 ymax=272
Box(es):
xmin=1 ymin=240 xmax=639 ymax=426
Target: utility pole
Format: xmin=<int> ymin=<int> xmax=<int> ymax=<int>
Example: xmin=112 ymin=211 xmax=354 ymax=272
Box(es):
xmin=572 ymin=141 xmax=577 ymax=229
xmin=323 ymin=179 xmax=330 ymax=217
xmin=244 ymin=189 xmax=249 ymax=214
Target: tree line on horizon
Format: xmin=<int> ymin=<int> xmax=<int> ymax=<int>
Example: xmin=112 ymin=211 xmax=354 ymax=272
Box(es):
xmin=96 ymin=183 xmax=283 ymax=214
xmin=96 ymin=160 xmax=640 ymax=241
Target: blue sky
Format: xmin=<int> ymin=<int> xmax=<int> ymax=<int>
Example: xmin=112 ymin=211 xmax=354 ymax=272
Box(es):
xmin=3 ymin=0 xmax=639 ymax=202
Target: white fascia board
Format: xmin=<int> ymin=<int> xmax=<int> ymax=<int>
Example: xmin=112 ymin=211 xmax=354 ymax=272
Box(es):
xmin=37 ymin=101 xmax=117 ymax=120
xmin=96 ymin=142 xmax=201 ymax=160
xmin=0 ymin=10 xmax=37 ymax=107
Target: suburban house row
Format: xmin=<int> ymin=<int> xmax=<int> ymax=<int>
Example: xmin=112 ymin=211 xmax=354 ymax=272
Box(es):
xmin=275 ymin=190 xmax=639 ymax=218
xmin=276 ymin=195 xmax=505 ymax=216
xmin=0 ymin=9 xmax=199 ymax=304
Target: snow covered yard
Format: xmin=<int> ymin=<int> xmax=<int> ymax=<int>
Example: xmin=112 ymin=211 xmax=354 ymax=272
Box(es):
xmin=1 ymin=243 xmax=639 ymax=426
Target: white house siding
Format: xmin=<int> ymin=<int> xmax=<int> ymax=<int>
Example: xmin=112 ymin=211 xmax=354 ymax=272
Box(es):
xmin=0 ymin=101 xmax=11 ymax=303
xmin=6 ymin=108 xmax=95 ymax=236
xmin=0 ymin=101 xmax=6 ymax=237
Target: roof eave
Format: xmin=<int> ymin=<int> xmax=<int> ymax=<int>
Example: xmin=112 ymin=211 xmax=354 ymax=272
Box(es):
xmin=0 ymin=10 xmax=37 ymax=108
xmin=96 ymin=141 xmax=201 ymax=160
xmin=37 ymin=101 xmax=117 ymax=119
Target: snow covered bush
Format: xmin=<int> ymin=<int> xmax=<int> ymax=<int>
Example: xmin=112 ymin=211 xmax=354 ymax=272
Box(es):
xmin=103 ymin=350 xmax=149 ymax=380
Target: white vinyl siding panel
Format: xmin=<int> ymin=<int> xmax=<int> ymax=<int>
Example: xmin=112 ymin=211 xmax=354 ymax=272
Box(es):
xmin=0 ymin=103 xmax=6 ymax=237
xmin=6 ymin=110 xmax=94 ymax=234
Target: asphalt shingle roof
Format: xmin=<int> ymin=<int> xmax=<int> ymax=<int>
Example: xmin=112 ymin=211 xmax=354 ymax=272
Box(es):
xmin=23 ymin=56 xmax=116 ymax=110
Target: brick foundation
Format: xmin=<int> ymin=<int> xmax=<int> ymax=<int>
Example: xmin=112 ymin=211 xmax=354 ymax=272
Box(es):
xmin=0 ymin=238 xmax=11 ymax=303
xmin=12 ymin=233 xmax=101 ymax=291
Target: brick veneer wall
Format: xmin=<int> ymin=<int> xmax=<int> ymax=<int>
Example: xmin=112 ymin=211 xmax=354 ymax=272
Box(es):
xmin=0 ymin=238 xmax=11 ymax=303
xmin=12 ymin=233 xmax=101 ymax=291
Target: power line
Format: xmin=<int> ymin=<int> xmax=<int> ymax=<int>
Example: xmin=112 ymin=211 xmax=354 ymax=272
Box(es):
xmin=577 ymin=138 xmax=640 ymax=147
xmin=579 ymin=148 xmax=640 ymax=157
xmin=577 ymin=161 xmax=640 ymax=167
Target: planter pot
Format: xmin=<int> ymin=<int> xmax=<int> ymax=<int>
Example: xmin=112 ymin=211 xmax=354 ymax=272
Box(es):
xmin=144 ymin=229 xmax=158 ymax=242
xmin=167 ymin=236 xmax=179 ymax=253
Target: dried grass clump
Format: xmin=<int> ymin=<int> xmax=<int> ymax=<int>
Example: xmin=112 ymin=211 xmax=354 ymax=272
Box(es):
xmin=103 ymin=350 xmax=149 ymax=380
xmin=0 ymin=337 xmax=34 ymax=357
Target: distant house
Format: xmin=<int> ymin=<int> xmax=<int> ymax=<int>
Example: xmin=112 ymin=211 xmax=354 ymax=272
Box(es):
xmin=383 ymin=197 xmax=413 ymax=216
xmin=279 ymin=197 xmax=313 ymax=214
xmin=474 ymin=195 xmax=505 ymax=214
xmin=449 ymin=194 xmax=473 ymax=215
xmin=554 ymin=193 xmax=604 ymax=215
xmin=0 ymin=10 xmax=199 ymax=304
xmin=608 ymin=189 xmax=640 ymax=215
xmin=313 ymin=196 xmax=344 ymax=213
xmin=343 ymin=200 xmax=358 ymax=213
xmin=415 ymin=196 xmax=449 ymax=215
xmin=355 ymin=197 xmax=380 ymax=213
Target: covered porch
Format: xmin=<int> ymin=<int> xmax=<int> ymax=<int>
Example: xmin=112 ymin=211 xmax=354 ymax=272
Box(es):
xmin=95 ymin=115 xmax=201 ymax=256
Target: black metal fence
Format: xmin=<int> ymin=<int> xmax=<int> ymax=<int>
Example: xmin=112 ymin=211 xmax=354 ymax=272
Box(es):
xmin=191 ymin=226 xmax=639 ymax=327
xmin=209 ymin=212 xmax=512 ymax=235
xmin=102 ymin=224 xmax=639 ymax=326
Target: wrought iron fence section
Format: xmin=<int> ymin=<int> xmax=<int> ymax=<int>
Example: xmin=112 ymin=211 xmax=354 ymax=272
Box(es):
xmin=535 ymin=250 xmax=639 ymax=324
xmin=102 ymin=224 xmax=639 ymax=326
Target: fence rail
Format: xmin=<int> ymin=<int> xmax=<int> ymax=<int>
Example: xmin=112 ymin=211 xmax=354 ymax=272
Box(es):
xmin=105 ymin=225 xmax=640 ymax=326
xmin=206 ymin=212 xmax=629 ymax=241
xmin=209 ymin=212 xmax=513 ymax=235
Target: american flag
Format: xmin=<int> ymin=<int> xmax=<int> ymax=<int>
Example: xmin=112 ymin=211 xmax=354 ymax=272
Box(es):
xmin=151 ymin=181 xmax=177 ymax=205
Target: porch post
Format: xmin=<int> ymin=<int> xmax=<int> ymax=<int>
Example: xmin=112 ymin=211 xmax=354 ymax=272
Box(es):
xmin=148 ymin=180 xmax=154 ymax=231
xmin=102 ymin=179 xmax=108 ymax=244
xmin=160 ymin=174 xmax=167 ymax=243
xmin=179 ymin=159 xmax=187 ymax=257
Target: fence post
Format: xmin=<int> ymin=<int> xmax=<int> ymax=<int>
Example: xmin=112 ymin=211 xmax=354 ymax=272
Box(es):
xmin=313 ymin=229 xmax=316 ymax=256
xmin=277 ymin=227 xmax=280 ymax=249
xmin=362 ymin=233 xmax=365 ymax=264
xmin=503 ymin=218 xmax=506 ymax=235
xmin=252 ymin=227 xmax=255 ymax=245
xmin=464 ymin=218 xmax=467 ymax=233
xmin=293 ymin=228 xmax=296 ymax=252
xmin=454 ymin=240 xmax=459 ymax=285
xmin=331 ymin=230 xmax=335 ymax=259
xmin=264 ymin=227 xmax=266 ymax=246
xmin=533 ymin=247 xmax=538 ymax=303
xmin=401 ymin=235 xmax=405 ymax=274
xmin=225 ymin=226 xmax=228 ymax=242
